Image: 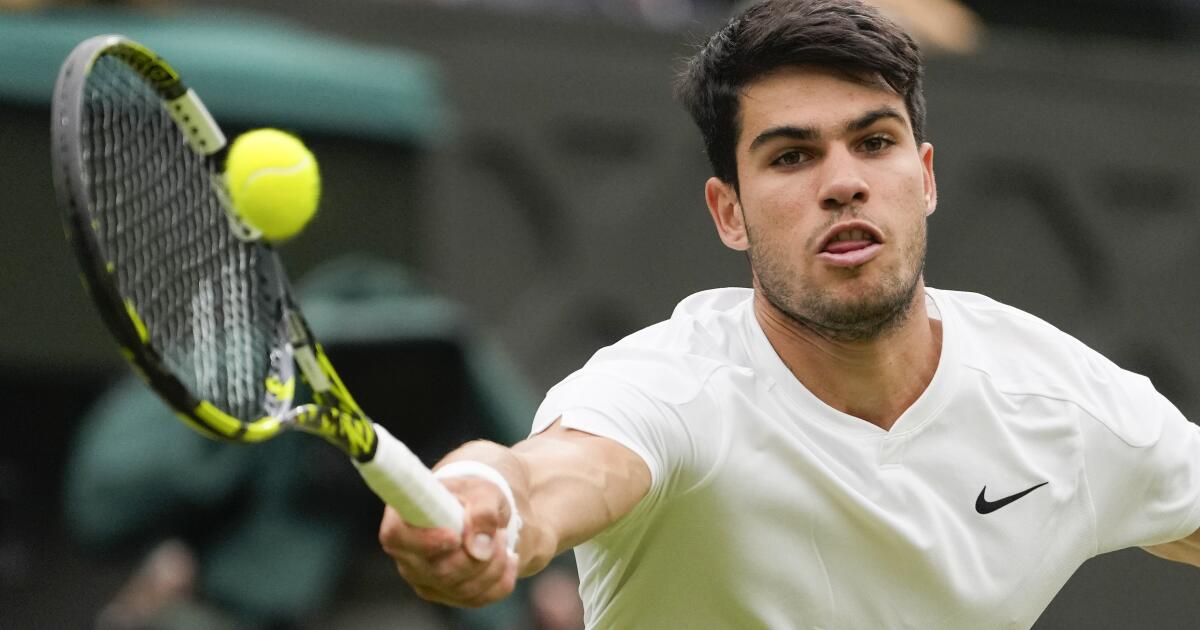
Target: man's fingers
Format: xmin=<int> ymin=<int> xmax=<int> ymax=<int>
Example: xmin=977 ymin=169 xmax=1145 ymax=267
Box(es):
xmin=468 ymin=552 xmax=520 ymax=607
xmin=378 ymin=475 xmax=518 ymax=608
xmin=379 ymin=506 xmax=460 ymax=557
xmin=451 ymin=533 xmax=514 ymax=602
xmin=388 ymin=515 xmax=505 ymax=590
xmin=411 ymin=583 xmax=461 ymax=608
xmin=411 ymin=548 xmax=519 ymax=609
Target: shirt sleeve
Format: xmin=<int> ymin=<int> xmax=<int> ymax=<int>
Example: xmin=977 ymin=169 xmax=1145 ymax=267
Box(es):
xmin=530 ymin=351 xmax=726 ymax=501
xmin=1080 ymin=363 xmax=1200 ymax=554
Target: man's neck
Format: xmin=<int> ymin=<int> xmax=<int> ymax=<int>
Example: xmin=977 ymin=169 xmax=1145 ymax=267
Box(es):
xmin=753 ymin=284 xmax=943 ymax=431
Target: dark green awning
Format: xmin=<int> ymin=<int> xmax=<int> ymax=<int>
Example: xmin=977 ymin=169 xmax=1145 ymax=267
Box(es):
xmin=0 ymin=7 xmax=445 ymax=146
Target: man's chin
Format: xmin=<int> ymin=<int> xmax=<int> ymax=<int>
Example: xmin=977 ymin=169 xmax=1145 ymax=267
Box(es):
xmin=791 ymin=281 xmax=923 ymax=341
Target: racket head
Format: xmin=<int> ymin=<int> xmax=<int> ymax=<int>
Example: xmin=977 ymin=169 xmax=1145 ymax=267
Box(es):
xmin=51 ymin=35 xmax=293 ymax=443
xmin=51 ymin=37 xmax=461 ymax=530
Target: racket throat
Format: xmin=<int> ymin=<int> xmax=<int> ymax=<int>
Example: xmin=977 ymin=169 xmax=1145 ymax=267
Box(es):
xmin=283 ymin=309 xmax=329 ymax=389
xmin=294 ymin=342 xmax=332 ymax=391
xmin=286 ymin=404 xmax=378 ymax=462
xmin=282 ymin=309 xmax=377 ymax=459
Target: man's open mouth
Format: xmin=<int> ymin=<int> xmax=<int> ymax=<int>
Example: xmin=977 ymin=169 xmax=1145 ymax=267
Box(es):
xmin=818 ymin=223 xmax=884 ymax=267
xmin=823 ymin=228 xmax=878 ymax=254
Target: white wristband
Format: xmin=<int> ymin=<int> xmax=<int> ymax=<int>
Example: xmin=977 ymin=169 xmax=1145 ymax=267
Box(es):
xmin=434 ymin=460 xmax=522 ymax=552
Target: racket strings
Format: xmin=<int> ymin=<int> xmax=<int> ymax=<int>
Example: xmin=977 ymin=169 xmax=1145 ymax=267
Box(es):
xmin=79 ymin=55 xmax=289 ymax=421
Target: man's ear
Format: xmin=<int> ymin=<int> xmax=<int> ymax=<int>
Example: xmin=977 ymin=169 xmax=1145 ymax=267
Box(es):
xmin=705 ymin=177 xmax=749 ymax=251
xmin=920 ymin=142 xmax=937 ymax=216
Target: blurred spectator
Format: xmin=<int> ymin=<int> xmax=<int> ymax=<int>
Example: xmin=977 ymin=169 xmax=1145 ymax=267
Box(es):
xmin=868 ymin=0 xmax=983 ymax=54
xmin=529 ymin=561 xmax=585 ymax=630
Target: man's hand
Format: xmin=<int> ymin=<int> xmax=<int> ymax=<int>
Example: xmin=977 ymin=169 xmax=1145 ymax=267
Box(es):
xmin=377 ymin=425 xmax=650 ymax=607
xmin=379 ymin=476 xmax=519 ymax=608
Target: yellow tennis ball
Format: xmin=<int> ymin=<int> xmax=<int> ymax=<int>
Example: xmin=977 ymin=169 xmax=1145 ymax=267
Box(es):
xmin=224 ymin=128 xmax=320 ymax=242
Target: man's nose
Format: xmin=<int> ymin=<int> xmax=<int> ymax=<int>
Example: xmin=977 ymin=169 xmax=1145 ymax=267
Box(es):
xmin=817 ymin=150 xmax=869 ymax=211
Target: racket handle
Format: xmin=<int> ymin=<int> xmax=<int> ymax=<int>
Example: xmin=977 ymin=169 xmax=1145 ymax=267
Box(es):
xmin=354 ymin=424 xmax=465 ymax=533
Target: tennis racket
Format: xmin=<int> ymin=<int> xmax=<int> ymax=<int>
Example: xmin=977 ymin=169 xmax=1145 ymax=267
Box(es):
xmin=50 ymin=34 xmax=463 ymax=531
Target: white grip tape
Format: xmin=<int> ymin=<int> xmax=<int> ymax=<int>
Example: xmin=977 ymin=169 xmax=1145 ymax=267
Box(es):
xmin=354 ymin=424 xmax=464 ymax=532
xmin=434 ymin=461 xmax=523 ymax=553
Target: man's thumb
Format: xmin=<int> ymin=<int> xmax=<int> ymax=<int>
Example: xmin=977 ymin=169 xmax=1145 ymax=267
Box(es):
xmin=468 ymin=531 xmax=494 ymax=561
xmin=463 ymin=497 xmax=503 ymax=561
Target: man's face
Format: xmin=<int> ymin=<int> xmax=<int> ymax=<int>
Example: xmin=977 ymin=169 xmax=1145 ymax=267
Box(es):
xmin=705 ymin=65 xmax=937 ymax=341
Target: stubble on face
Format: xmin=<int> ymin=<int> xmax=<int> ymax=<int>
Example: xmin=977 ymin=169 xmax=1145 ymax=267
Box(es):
xmin=727 ymin=67 xmax=935 ymax=343
xmin=747 ymin=209 xmax=928 ymax=343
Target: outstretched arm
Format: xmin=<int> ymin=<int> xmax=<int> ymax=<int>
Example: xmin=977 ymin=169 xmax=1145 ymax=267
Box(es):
xmin=378 ymin=418 xmax=651 ymax=608
xmin=1143 ymin=527 xmax=1200 ymax=568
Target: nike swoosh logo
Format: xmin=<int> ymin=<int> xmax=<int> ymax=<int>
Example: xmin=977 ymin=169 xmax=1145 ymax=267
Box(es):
xmin=975 ymin=481 xmax=1049 ymax=514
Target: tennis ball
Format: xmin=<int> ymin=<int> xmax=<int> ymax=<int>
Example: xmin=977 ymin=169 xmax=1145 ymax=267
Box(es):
xmin=224 ymin=128 xmax=320 ymax=242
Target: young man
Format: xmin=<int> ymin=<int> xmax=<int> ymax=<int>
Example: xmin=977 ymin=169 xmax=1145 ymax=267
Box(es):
xmin=379 ymin=0 xmax=1200 ymax=626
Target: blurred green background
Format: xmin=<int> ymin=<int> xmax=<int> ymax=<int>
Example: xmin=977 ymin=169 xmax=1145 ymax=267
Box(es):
xmin=2 ymin=0 xmax=1200 ymax=628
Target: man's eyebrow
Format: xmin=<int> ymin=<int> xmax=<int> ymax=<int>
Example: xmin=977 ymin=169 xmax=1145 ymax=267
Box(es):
xmin=747 ymin=125 xmax=818 ymax=153
xmin=746 ymin=107 xmax=907 ymax=154
xmin=845 ymin=107 xmax=906 ymax=133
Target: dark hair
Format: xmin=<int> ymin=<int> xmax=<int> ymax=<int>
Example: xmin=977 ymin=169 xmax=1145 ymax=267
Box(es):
xmin=676 ymin=0 xmax=926 ymax=187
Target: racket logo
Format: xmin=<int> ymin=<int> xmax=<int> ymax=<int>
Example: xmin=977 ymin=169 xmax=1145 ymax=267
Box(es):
xmin=263 ymin=375 xmax=295 ymax=416
xmin=289 ymin=405 xmax=378 ymax=460
xmin=108 ymin=42 xmax=180 ymax=95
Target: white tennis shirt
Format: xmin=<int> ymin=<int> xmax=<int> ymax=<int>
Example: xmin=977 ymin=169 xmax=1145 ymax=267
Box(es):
xmin=531 ymin=287 xmax=1200 ymax=629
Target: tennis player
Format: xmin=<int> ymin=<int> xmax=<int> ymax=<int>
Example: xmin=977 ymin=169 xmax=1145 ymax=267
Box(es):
xmin=379 ymin=0 xmax=1200 ymax=626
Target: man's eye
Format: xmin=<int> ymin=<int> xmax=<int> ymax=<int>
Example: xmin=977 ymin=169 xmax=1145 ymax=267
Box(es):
xmin=773 ymin=150 xmax=805 ymax=166
xmin=861 ymin=136 xmax=895 ymax=153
